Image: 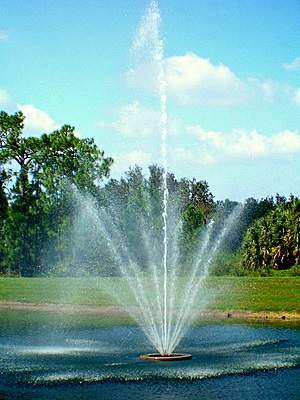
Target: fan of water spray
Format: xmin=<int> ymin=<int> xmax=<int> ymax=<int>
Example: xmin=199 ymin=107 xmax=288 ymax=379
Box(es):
xmin=74 ymin=1 xmax=244 ymax=357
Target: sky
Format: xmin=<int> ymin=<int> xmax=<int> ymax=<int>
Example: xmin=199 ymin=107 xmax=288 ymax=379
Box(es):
xmin=1 ymin=0 xmax=299 ymax=201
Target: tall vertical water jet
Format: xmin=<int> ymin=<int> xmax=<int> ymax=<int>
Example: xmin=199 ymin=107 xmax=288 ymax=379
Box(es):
xmin=131 ymin=0 xmax=169 ymax=355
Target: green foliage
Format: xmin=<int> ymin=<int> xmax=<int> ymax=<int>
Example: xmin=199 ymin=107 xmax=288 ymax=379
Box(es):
xmin=180 ymin=178 xmax=214 ymax=221
xmin=76 ymin=165 xmax=211 ymax=276
xmin=96 ymin=166 xmax=216 ymax=273
xmin=178 ymin=204 xmax=204 ymax=268
xmin=210 ymin=251 xmax=246 ymax=276
xmin=241 ymin=198 xmax=300 ymax=275
xmin=214 ymin=197 xmax=275 ymax=253
xmin=2 ymin=111 xmax=298 ymax=279
xmin=269 ymin=264 xmax=300 ymax=277
xmin=0 ymin=111 xmax=113 ymax=276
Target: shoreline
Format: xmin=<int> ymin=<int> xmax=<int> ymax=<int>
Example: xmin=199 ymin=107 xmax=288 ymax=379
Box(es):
xmin=1 ymin=301 xmax=299 ymax=323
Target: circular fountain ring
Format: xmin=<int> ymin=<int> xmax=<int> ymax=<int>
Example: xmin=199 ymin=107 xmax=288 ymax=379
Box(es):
xmin=140 ymin=353 xmax=192 ymax=361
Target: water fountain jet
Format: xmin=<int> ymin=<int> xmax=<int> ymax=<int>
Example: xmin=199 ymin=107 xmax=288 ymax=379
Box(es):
xmin=74 ymin=1 xmax=244 ymax=360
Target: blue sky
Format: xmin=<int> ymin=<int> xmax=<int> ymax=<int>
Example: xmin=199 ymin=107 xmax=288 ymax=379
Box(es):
xmin=1 ymin=0 xmax=299 ymax=201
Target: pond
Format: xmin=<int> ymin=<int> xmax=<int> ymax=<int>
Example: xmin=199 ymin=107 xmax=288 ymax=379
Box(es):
xmin=0 ymin=314 xmax=299 ymax=399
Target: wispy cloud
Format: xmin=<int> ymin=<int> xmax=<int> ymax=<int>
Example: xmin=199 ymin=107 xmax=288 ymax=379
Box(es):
xmin=97 ymin=101 xmax=166 ymax=137
xmin=283 ymin=57 xmax=300 ymax=71
xmin=0 ymin=30 xmax=9 ymax=40
xmin=185 ymin=125 xmax=300 ymax=165
xmin=122 ymin=149 xmax=151 ymax=166
xmin=165 ymin=53 xmax=251 ymax=106
xmin=96 ymin=100 xmax=184 ymax=138
xmin=110 ymin=149 xmax=153 ymax=177
xmin=247 ymin=78 xmax=282 ymax=103
xmin=0 ymin=88 xmax=19 ymax=112
xmin=96 ymin=93 xmax=300 ymax=168
xmin=17 ymin=104 xmax=59 ymax=135
xmin=126 ymin=52 xmax=295 ymax=106
xmin=1 ymin=88 xmax=59 ymax=135
xmin=126 ymin=53 xmax=252 ymax=106
xmin=293 ymin=89 xmax=300 ymax=107
xmin=0 ymin=89 xmax=11 ymax=105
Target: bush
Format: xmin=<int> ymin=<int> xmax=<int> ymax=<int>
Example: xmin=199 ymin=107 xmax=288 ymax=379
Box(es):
xmin=269 ymin=264 xmax=300 ymax=277
xmin=241 ymin=198 xmax=300 ymax=275
xmin=210 ymin=251 xmax=247 ymax=276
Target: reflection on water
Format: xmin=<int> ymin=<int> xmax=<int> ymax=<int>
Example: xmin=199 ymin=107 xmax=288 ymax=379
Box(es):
xmin=0 ymin=320 xmax=299 ymax=399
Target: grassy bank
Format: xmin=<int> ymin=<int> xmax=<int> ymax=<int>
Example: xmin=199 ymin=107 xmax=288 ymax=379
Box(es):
xmin=0 ymin=276 xmax=299 ymax=313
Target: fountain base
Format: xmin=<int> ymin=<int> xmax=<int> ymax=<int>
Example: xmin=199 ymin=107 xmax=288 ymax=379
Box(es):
xmin=140 ymin=353 xmax=192 ymax=361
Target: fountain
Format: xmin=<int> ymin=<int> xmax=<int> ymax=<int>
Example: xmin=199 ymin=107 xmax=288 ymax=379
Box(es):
xmin=74 ymin=0 xmax=243 ymax=361
xmin=75 ymin=189 xmax=242 ymax=360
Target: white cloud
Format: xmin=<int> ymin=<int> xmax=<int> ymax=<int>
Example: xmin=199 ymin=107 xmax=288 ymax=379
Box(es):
xmin=110 ymin=149 xmax=152 ymax=177
xmin=283 ymin=57 xmax=300 ymax=71
xmin=293 ymin=89 xmax=300 ymax=106
xmin=273 ymin=130 xmax=300 ymax=152
xmin=246 ymin=77 xmax=284 ymax=103
xmin=17 ymin=104 xmax=59 ymax=135
xmin=127 ymin=53 xmax=251 ymax=106
xmin=125 ymin=63 xmax=159 ymax=91
xmin=125 ymin=53 xmax=253 ymax=106
xmin=171 ymin=147 xmax=216 ymax=166
xmin=126 ymin=52 xmax=299 ymax=107
xmin=126 ymin=53 xmax=265 ymax=106
xmin=97 ymin=100 xmax=185 ymax=139
xmin=1 ymin=89 xmax=60 ymax=135
xmin=97 ymin=101 xmax=164 ymax=137
xmin=123 ymin=149 xmax=151 ymax=166
xmin=96 ymin=95 xmax=299 ymax=170
xmin=183 ymin=125 xmax=300 ymax=165
xmin=165 ymin=53 xmax=251 ymax=106
xmin=0 ymin=89 xmax=11 ymax=106
xmin=0 ymin=30 xmax=9 ymax=40
xmin=0 ymin=88 xmax=18 ymax=112
xmin=259 ymin=81 xmax=276 ymax=101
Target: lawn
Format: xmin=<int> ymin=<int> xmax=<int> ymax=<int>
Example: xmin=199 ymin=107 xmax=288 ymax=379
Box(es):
xmin=0 ymin=276 xmax=299 ymax=313
xmin=206 ymin=277 xmax=300 ymax=312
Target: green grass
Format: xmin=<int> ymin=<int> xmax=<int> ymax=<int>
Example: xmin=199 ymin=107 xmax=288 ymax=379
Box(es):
xmin=0 ymin=310 xmax=136 ymax=330
xmin=0 ymin=277 xmax=122 ymax=306
xmin=206 ymin=277 xmax=300 ymax=312
xmin=0 ymin=276 xmax=299 ymax=313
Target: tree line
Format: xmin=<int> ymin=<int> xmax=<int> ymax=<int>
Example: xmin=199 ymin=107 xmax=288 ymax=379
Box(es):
xmin=0 ymin=111 xmax=299 ymax=277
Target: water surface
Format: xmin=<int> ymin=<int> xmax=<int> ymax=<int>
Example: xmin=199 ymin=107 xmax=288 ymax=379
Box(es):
xmin=0 ymin=316 xmax=299 ymax=399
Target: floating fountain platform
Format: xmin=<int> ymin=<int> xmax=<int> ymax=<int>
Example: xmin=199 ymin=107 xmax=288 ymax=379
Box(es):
xmin=140 ymin=353 xmax=192 ymax=361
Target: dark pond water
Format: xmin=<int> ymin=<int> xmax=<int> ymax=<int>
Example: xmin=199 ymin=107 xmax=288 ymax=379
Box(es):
xmin=0 ymin=316 xmax=299 ymax=399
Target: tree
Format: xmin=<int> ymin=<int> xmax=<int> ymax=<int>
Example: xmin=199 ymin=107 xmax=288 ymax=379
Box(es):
xmin=241 ymin=197 xmax=300 ymax=275
xmin=0 ymin=111 xmax=26 ymax=274
xmin=213 ymin=196 xmax=275 ymax=254
xmin=182 ymin=178 xmax=214 ymax=222
xmin=178 ymin=204 xmax=204 ymax=269
xmin=37 ymin=125 xmax=113 ymax=192
xmin=0 ymin=110 xmax=113 ymax=276
xmin=0 ymin=169 xmax=9 ymax=273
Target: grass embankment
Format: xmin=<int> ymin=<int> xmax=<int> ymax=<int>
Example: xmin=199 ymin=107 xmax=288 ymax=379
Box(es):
xmin=0 ymin=276 xmax=299 ymax=313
